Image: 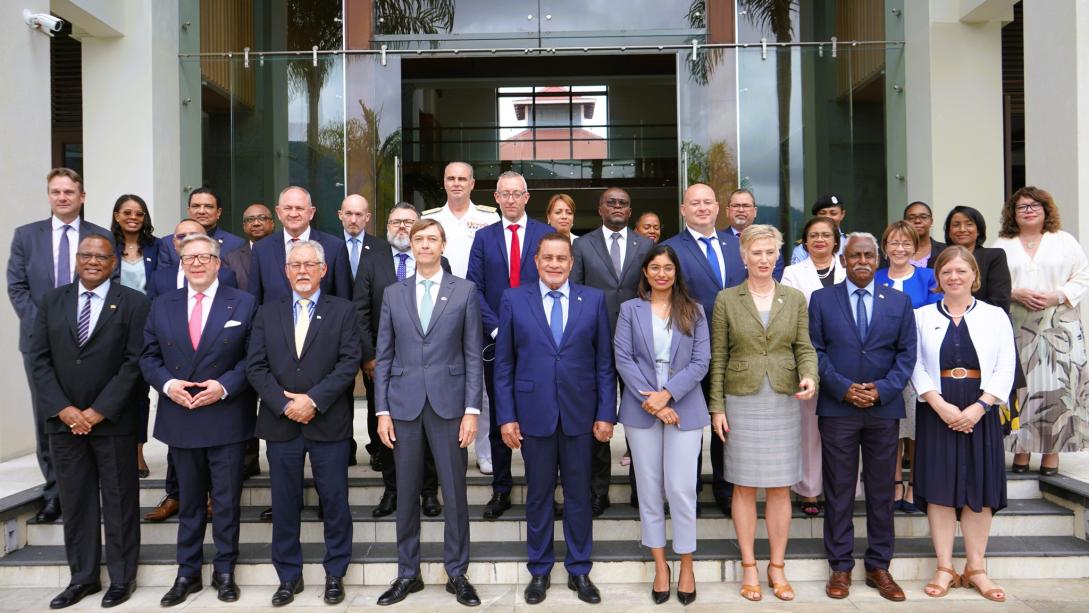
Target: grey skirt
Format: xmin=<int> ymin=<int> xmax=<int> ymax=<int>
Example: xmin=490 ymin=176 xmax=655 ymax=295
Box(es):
xmin=723 ymin=377 xmax=802 ymax=488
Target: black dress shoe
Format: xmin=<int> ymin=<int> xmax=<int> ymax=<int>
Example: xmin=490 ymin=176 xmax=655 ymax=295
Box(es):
xmin=482 ymin=492 xmax=511 ymax=520
xmin=324 ymin=575 xmax=345 ymax=605
xmin=373 ymin=491 xmax=397 ymax=517
xmin=568 ymin=574 xmax=601 ymax=604
xmin=591 ymin=494 xmax=610 ymax=517
xmin=100 ymin=582 xmax=135 ymax=608
xmin=523 ymin=575 xmax=550 ymax=604
xmin=49 ymin=583 xmax=100 ymax=609
xmin=715 ymin=497 xmax=731 ymax=517
xmin=138 ymin=467 xmax=151 ymax=478
xmin=421 ymin=493 xmax=442 ymax=517
xmin=349 ymin=439 xmax=358 ymax=466
xmin=161 ymin=576 xmax=202 ymax=607
xmin=36 ymin=498 xmax=62 ymax=523
xmin=377 ymin=576 xmax=423 ymax=606
xmin=260 ymin=507 xmax=273 ymax=521
xmin=446 ymin=574 xmax=481 ymax=607
xmin=651 ymin=567 xmax=670 ymax=604
xmin=271 ymin=578 xmax=303 ymax=607
xmin=242 ymin=461 xmax=261 ymax=479
xmin=212 ymin=572 xmax=240 ymax=602
xmin=316 ymin=503 xmax=324 ymax=521
xmin=370 ymin=455 xmax=386 ymax=472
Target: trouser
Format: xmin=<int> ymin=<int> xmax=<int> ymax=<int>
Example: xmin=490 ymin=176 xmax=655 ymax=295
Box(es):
xmin=172 ymin=442 xmax=245 ymax=576
xmin=523 ymin=430 xmax=594 ymax=577
xmin=484 ymin=360 xmax=513 ymax=494
xmin=627 ymin=423 xmax=702 ymax=553
xmin=23 ymin=353 xmax=57 ymax=501
xmin=367 ymin=371 xmax=438 ymax=494
xmin=698 ymin=375 xmax=733 ymax=500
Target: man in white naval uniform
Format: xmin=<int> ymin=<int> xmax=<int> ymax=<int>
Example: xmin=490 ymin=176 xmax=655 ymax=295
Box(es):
xmin=422 ymin=161 xmax=499 ymax=474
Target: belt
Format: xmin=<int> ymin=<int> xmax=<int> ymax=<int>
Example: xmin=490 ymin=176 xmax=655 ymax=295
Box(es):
xmin=940 ymin=368 xmax=982 ymax=379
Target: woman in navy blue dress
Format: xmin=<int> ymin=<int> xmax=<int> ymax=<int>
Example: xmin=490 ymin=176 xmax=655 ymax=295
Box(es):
xmin=912 ymin=247 xmax=1016 ymax=601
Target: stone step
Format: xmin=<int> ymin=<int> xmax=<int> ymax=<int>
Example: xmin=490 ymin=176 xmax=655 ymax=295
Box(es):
xmin=4 ymin=536 xmax=1089 ymax=587
xmin=24 ymin=498 xmax=1075 ymax=547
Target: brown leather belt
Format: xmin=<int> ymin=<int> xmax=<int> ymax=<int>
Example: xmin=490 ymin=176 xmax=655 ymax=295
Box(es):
xmin=940 ymin=368 xmax=982 ymax=379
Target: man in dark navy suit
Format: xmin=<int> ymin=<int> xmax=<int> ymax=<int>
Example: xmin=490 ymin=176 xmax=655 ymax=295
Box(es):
xmin=223 ymin=203 xmax=275 ymax=293
xmin=808 ymin=233 xmax=916 ymax=602
xmin=660 ymin=183 xmax=746 ymax=516
xmin=7 ymin=168 xmax=112 ymax=524
xmin=156 ymin=188 xmax=246 ymax=269
xmin=141 ymin=234 xmax=258 ymax=607
xmin=146 ymin=219 xmax=238 ymax=301
xmin=248 ymin=185 xmax=352 ymax=304
xmin=246 ymin=240 xmax=362 ymax=607
xmin=466 ymin=170 xmax=554 ymax=520
xmin=494 ymin=233 xmax=616 ymax=605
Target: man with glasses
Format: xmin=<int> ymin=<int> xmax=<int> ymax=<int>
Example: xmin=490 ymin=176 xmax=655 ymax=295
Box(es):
xmin=355 ymin=203 xmax=449 ymax=519
xmin=7 ymin=167 xmax=112 ymax=525
xmin=726 ymin=188 xmax=784 ymax=280
xmin=224 ymin=203 xmax=274 ymax=292
xmin=467 ymin=170 xmax=554 ymax=520
xmin=571 ymin=187 xmax=653 ymax=516
xmin=141 ymin=234 xmax=259 ymax=607
xmin=157 ymin=188 xmax=246 ymax=268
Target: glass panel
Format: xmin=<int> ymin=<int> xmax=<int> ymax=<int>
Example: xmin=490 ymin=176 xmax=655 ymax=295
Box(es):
xmin=541 ymin=0 xmax=703 ymax=34
xmin=345 ymin=55 xmax=403 ymax=231
xmin=194 ymin=0 xmax=343 ymax=54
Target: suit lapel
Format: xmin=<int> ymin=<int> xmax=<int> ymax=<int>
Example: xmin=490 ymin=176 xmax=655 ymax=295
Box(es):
xmin=279 ymin=298 xmax=299 ymax=359
xmin=492 ymin=224 xmax=511 ymax=279
xmin=521 ymin=222 xmax=544 ymax=280
xmin=834 ymin=283 xmax=863 ymax=344
xmin=170 ymin=291 xmax=197 ymax=357
xmin=194 ymin=291 xmax=234 ymax=358
xmin=871 ymin=285 xmax=890 ymax=339
xmin=620 ymin=234 xmax=644 ymax=278
xmin=734 ymin=285 xmax=763 ymax=327
xmin=587 ymin=228 xmax=620 ymax=283
xmin=298 ymin=296 xmax=327 ymax=359
xmin=62 ymin=285 xmax=79 ymax=345
xmin=766 ymin=283 xmax=788 ymax=327
xmin=635 ymin=301 xmax=656 ymax=362
xmin=669 ymin=320 xmax=685 ymax=363
xmin=423 ymin=276 xmax=455 ymax=336
xmin=560 ymin=285 xmax=585 ymax=348
xmin=40 ymin=223 xmax=57 ymax=286
xmin=527 ymin=284 xmax=556 ymax=350
xmin=402 ymin=279 xmax=426 ymax=337
xmin=679 ymin=232 xmax=721 ymax=287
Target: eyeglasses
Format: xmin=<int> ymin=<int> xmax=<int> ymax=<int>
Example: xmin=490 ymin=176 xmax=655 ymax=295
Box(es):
xmin=173 ymin=232 xmax=200 ymax=241
xmin=603 ymin=198 xmax=631 ymax=209
xmin=1015 ymin=202 xmax=1044 ymax=213
xmin=286 ymin=261 xmax=323 ymax=271
xmin=180 ymin=254 xmax=219 ymax=265
xmin=885 ymin=241 xmax=915 ymax=250
xmin=728 ymin=203 xmax=756 ymax=210
xmin=387 ymin=219 xmax=416 ymax=228
xmin=243 ymin=215 xmax=272 ymax=224
xmin=76 ymin=252 xmax=112 ymax=263
xmin=496 ymin=191 xmax=527 ymax=200
xmin=905 ymin=214 xmax=931 ymax=222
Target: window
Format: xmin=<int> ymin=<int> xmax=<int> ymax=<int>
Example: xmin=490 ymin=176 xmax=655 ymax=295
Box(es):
xmin=497 ymin=85 xmax=608 ymax=160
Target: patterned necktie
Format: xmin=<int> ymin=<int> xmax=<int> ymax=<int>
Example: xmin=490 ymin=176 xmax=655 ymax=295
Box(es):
xmin=77 ymin=291 xmax=93 ymax=346
xmin=295 ymin=298 xmax=311 ymax=357
xmin=854 ymin=288 xmax=869 ymax=339
xmin=419 ymin=279 xmax=435 ymax=332
xmin=395 ymin=253 xmax=408 ymax=281
xmin=189 ymin=292 xmax=205 ymax=350
xmin=349 ymin=238 xmax=360 ymax=278
xmin=699 ymin=236 xmax=723 ymax=289
xmin=548 ymin=290 xmax=564 ymax=345
xmin=508 ymin=224 xmax=521 ymax=288
xmin=610 ymin=232 xmax=623 ymax=277
xmin=56 ymin=225 xmax=72 ymax=287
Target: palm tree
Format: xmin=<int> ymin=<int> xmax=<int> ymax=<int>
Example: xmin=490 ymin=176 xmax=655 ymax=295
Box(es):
xmin=375 ymin=0 xmax=454 ymax=36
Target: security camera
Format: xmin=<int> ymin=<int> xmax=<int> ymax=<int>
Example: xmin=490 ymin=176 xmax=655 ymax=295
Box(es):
xmin=23 ymin=10 xmax=64 ymax=36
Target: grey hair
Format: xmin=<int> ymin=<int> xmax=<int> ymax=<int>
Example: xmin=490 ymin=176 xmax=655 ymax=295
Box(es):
xmin=497 ymin=170 xmax=528 ymax=192
xmin=178 ymin=233 xmax=221 ymax=257
xmin=278 ymin=185 xmax=313 ymax=207
xmin=740 ymin=224 xmax=783 ymax=251
xmin=728 ymin=187 xmax=756 ymax=203
xmin=390 ymin=201 xmax=419 ymax=216
xmin=845 ymin=231 xmax=880 ymax=253
xmin=286 ymin=239 xmax=325 ymax=264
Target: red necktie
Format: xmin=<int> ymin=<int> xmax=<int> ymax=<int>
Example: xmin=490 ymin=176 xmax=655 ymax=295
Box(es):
xmin=508 ymin=224 xmax=521 ymax=288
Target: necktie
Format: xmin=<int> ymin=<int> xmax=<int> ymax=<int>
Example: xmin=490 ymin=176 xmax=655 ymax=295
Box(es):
xmin=56 ymin=225 xmax=72 ymax=287
xmin=295 ymin=298 xmax=311 ymax=357
xmin=395 ymin=253 xmax=408 ymax=281
xmin=699 ymin=236 xmax=723 ymax=289
xmin=189 ymin=292 xmax=205 ymax=350
xmin=419 ymin=279 xmax=435 ymax=332
xmin=854 ymin=288 xmax=869 ymax=339
xmin=349 ymin=238 xmax=360 ymax=278
xmin=548 ymin=290 xmax=564 ymax=345
xmin=77 ymin=291 xmax=93 ymax=346
xmin=508 ymin=224 xmax=521 ymax=288
xmin=610 ymin=232 xmax=623 ymax=277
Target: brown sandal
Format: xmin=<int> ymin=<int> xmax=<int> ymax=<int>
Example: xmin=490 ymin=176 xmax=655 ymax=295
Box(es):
xmin=766 ymin=561 xmax=794 ymax=601
xmin=924 ymin=566 xmax=960 ymax=597
xmin=962 ymin=568 xmax=1005 ymax=602
xmin=740 ymin=561 xmax=762 ymax=601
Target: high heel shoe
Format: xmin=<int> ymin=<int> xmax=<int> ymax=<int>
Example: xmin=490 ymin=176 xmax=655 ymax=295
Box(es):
xmin=766 ymin=561 xmax=795 ymax=601
xmin=1011 ymin=462 xmax=1029 ymax=473
xmin=677 ymin=565 xmax=696 ymax=605
xmin=650 ymin=566 xmax=670 ymax=604
xmin=739 ymin=561 xmax=762 ymax=601
xmin=962 ymin=568 xmax=1005 ymax=602
xmin=924 ymin=566 xmax=960 ymax=597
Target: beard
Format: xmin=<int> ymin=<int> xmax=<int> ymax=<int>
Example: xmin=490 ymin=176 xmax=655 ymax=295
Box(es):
xmin=388 ymin=231 xmax=411 ymax=252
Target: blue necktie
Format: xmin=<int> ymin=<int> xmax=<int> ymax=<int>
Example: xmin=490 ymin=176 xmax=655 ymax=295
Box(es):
xmin=77 ymin=291 xmax=93 ymax=346
xmin=349 ymin=238 xmax=361 ymax=278
xmin=855 ymin=288 xmax=869 ymax=339
xmin=395 ymin=253 xmax=408 ymax=281
xmin=548 ymin=290 xmax=564 ymax=346
xmin=56 ymin=225 xmax=72 ymax=287
xmin=699 ymin=236 xmax=723 ymax=289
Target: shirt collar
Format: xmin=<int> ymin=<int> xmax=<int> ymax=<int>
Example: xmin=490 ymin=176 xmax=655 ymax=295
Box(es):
xmin=187 ymin=279 xmax=219 ymax=302
xmin=284 ymin=227 xmax=311 ymax=245
xmin=417 ymin=268 xmax=443 ymax=285
xmin=344 ymin=230 xmax=362 ymax=243
xmin=77 ymin=279 xmax=110 ymax=299
xmin=686 ymin=224 xmax=716 ymax=241
xmin=604 ymin=226 xmax=628 ymax=241
xmin=845 ymin=277 xmax=876 ymax=296
xmin=504 ymin=213 xmax=529 ymax=229
xmin=292 ymin=289 xmax=321 ymax=307
xmin=539 ymin=279 xmax=570 ymax=298
xmin=52 ymin=215 xmax=81 ymax=232
xmin=392 ymin=246 xmax=413 ymax=259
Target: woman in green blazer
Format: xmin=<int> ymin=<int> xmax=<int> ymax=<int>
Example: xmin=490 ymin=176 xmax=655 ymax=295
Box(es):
xmin=709 ymin=224 xmax=819 ymax=602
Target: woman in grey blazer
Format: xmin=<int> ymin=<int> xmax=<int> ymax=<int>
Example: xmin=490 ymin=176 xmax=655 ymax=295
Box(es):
xmin=614 ymin=244 xmax=710 ymax=605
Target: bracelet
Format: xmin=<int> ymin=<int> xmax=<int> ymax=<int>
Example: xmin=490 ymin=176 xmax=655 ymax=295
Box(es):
xmin=975 ymin=399 xmax=990 ymax=412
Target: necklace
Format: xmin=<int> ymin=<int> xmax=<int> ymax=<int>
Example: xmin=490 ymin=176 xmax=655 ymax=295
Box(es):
xmin=939 ymin=298 xmax=974 ymax=319
xmin=814 ymin=265 xmax=833 ymax=279
xmin=748 ymin=282 xmax=774 ymax=298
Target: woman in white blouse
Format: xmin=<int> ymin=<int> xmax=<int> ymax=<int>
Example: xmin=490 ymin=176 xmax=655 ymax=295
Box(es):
xmin=780 ymin=216 xmax=844 ymax=517
xmin=994 ymin=186 xmax=1089 ymax=475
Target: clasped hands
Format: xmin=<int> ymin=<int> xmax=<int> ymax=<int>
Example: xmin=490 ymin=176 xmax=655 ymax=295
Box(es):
xmin=1012 ymin=288 xmax=1061 ymax=311
xmin=640 ymin=389 xmax=678 ymax=426
xmin=283 ymin=391 xmax=316 ymax=424
xmin=844 ymin=382 xmax=879 ymax=408
xmin=933 ymin=398 xmax=985 ymax=434
xmin=500 ymin=420 xmax=614 ymax=450
xmin=167 ymin=379 xmax=225 ymax=409
xmin=58 ymin=406 xmax=104 ymax=435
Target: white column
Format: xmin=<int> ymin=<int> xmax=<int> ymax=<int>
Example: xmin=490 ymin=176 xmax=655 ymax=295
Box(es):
xmin=1023 ymin=1 xmax=1089 ymax=241
xmin=903 ymin=0 xmax=1012 ymax=227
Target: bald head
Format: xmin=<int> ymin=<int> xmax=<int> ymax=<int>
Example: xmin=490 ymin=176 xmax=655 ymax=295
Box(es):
xmin=339 ymin=194 xmax=371 ymax=237
xmin=680 ymin=183 xmax=720 ymax=234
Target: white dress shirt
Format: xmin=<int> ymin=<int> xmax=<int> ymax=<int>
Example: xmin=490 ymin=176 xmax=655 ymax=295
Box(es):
xmin=686 ymin=225 xmax=726 ymax=287
xmin=76 ymin=279 xmax=110 ymax=337
xmin=283 ymin=227 xmax=312 ymax=248
xmin=502 ymin=213 xmax=529 ymax=264
xmin=52 ymin=215 xmax=81 ymax=281
xmin=164 ymin=280 xmax=227 ymax=398
xmin=601 ymin=226 xmax=629 ymax=269
xmin=540 ymin=280 xmax=570 ymax=330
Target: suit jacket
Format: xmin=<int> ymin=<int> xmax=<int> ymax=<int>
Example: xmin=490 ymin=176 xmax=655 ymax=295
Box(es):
xmin=157 ymin=226 xmax=246 ymax=269
xmin=875 ymin=266 xmax=942 ymax=309
xmin=353 ymin=235 xmax=451 ymax=362
xmin=660 ymin=229 xmax=747 ymax=322
xmin=222 ymin=242 xmax=252 ymax=292
xmin=29 ymin=282 xmax=149 ymax=436
xmin=7 ymin=218 xmax=113 ymax=352
xmin=808 ymin=282 xmax=917 ymax=419
xmin=466 ymin=219 xmax=554 ymax=337
xmin=146 ymin=265 xmax=238 ymax=301
xmin=246 ymin=293 xmax=362 ymax=442
xmin=373 ymin=274 xmax=483 ymax=420
xmin=248 ymin=229 xmax=352 ymax=304
xmin=141 ymin=285 xmax=258 ymax=448
xmin=493 ymin=282 xmax=616 ymax=437
xmin=114 ymin=237 xmax=160 ymax=288
xmin=570 ymin=227 xmax=654 ymax=331
xmin=347 ymin=231 xmax=378 ymax=279
xmin=972 ymin=247 xmax=1012 ymax=312
xmin=707 ymin=283 xmax=819 ymax=409
xmin=613 ymin=298 xmax=710 ymax=430
xmin=924 ymin=239 xmax=948 ymax=269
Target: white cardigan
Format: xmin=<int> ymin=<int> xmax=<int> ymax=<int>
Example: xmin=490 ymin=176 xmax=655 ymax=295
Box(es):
xmin=780 ymin=256 xmax=846 ymax=301
xmin=911 ymin=300 xmax=1016 ymax=401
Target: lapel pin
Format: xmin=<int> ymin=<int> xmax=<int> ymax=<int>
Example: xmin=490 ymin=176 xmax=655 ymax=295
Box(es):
xmin=777 ymin=297 xmax=783 ymax=304
xmin=364 ymin=245 xmax=371 ymax=250
xmin=441 ymin=296 xmax=448 ymax=301
xmin=878 ymin=294 xmax=885 ymax=299
xmin=109 ymin=304 xmax=117 ymax=309
xmin=316 ymin=315 xmax=322 ymax=320
xmin=577 ymin=296 xmax=583 ymax=301
xmin=227 ymin=305 xmax=234 ymax=310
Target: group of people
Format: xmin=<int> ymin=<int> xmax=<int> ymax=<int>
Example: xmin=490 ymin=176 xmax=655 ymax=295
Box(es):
xmin=7 ymin=163 xmax=1088 ymax=609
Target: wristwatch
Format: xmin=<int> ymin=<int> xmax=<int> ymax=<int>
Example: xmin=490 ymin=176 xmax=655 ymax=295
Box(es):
xmin=975 ymin=399 xmax=990 ymax=412
xmin=1057 ymin=292 xmax=1067 ymax=305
